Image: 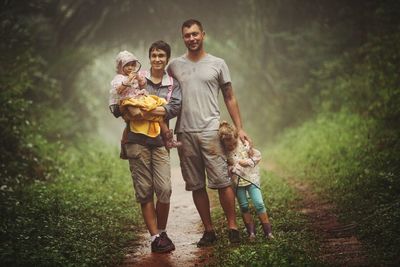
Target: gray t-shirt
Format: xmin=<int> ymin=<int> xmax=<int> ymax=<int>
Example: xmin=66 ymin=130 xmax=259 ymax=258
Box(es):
xmin=168 ymin=54 xmax=231 ymax=133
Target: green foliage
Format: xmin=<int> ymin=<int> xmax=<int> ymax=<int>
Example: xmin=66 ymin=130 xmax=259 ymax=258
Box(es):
xmin=0 ymin=140 xmax=140 ymax=266
xmin=270 ymin=112 xmax=372 ymax=181
xmin=0 ymin=0 xmax=100 ymax=185
xmin=269 ymin=111 xmax=400 ymax=264
xmin=211 ymin=170 xmax=321 ymax=266
xmin=2 ymin=1 xmax=400 ymax=265
xmin=206 ymin=0 xmax=400 ymax=145
xmin=0 ymin=36 xmax=61 ymax=183
xmin=309 ymin=32 xmax=400 ymax=123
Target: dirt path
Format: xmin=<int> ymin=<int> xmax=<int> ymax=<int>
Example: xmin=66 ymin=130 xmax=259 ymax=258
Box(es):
xmin=119 ymin=167 xmax=213 ymax=267
xmin=266 ymin=163 xmax=370 ymax=266
xmin=118 ymin=159 xmax=369 ymax=266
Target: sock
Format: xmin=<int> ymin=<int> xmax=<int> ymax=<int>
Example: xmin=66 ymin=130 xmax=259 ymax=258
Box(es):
xmin=158 ymin=229 xmax=166 ymax=234
xmin=150 ymin=234 xmax=159 ymax=242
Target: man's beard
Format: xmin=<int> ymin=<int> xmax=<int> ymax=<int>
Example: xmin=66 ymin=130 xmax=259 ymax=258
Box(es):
xmin=187 ymin=42 xmax=202 ymax=52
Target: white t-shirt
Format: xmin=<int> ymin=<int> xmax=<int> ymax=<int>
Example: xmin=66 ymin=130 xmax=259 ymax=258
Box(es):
xmin=168 ymin=54 xmax=231 ymax=133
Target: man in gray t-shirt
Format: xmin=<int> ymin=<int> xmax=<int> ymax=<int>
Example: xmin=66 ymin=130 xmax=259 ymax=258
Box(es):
xmin=168 ymin=19 xmax=251 ymax=247
xmin=170 ymin=53 xmax=231 ymax=133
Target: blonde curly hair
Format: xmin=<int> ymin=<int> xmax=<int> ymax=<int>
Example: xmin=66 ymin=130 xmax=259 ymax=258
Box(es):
xmin=218 ymin=121 xmax=238 ymax=141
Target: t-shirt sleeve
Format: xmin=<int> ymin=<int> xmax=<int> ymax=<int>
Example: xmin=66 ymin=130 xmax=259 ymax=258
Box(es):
xmin=218 ymin=59 xmax=232 ymax=87
xmin=166 ymin=60 xmax=174 ymax=77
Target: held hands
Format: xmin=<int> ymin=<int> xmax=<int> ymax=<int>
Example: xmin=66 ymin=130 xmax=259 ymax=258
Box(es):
xmin=238 ymin=128 xmax=253 ymax=147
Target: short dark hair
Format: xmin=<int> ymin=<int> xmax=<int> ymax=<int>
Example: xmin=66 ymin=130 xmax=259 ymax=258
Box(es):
xmin=148 ymin=40 xmax=171 ymax=60
xmin=181 ymin=19 xmax=203 ymax=33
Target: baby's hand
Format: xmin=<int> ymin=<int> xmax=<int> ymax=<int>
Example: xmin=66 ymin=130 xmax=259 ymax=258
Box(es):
xmin=128 ymin=72 xmax=137 ymax=82
xmin=136 ymin=75 xmax=146 ymax=88
xmin=138 ymin=89 xmax=148 ymax=96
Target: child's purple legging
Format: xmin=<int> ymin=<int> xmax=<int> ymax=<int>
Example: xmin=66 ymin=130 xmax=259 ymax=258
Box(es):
xmin=236 ymin=184 xmax=267 ymax=214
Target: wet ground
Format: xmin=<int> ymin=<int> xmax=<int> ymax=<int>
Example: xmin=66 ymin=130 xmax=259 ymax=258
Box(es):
xmin=292 ymin=180 xmax=369 ymax=266
xmin=266 ymin=162 xmax=369 ymax=266
xmin=119 ymin=167 xmax=213 ymax=267
xmin=119 ymin=161 xmax=370 ymax=266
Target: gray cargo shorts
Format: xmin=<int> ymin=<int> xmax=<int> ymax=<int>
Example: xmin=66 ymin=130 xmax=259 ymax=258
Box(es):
xmin=177 ymin=131 xmax=231 ymax=191
xmin=125 ymin=143 xmax=171 ymax=204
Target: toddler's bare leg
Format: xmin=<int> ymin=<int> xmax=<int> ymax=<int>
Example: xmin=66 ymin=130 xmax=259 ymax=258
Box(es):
xmin=127 ymin=106 xmax=142 ymax=119
xmin=141 ymin=112 xmax=163 ymax=122
xmin=242 ymin=212 xmax=254 ymax=224
xmin=258 ymin=212 xmax=271 ymax=224
xmin=160 ymin=121 xmax=182 ymax=149
xmin=159 ymin=120 xmax=170 ymax=134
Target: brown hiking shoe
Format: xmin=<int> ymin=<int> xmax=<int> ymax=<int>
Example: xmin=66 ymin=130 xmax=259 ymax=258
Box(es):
xmin=151 ymin=234 xmax=175 ymax=253
xmin=228 ymin=229 xmax=240 ymax=244
xmin=160 ymin=232 xmax=175 ymax=251
xmin=197 ymin=231 xmax=217 ymax=247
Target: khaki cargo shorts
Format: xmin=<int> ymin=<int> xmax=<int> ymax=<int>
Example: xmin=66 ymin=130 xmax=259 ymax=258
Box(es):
xmin=125 ymin=143 xmax=171 ymax=204
xmin=177 ymin=131 xmax=231 ymax=191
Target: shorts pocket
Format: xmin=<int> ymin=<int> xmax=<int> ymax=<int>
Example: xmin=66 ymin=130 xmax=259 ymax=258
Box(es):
xmin=124 ymin=144 xmax=142 ymax=159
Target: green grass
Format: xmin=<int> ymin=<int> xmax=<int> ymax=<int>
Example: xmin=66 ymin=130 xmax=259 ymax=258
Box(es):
xmin=268 ymin=111 xmax=400 ymax=265
xmin=2 ymin=110 xmax=398 ymax=266
xmin=0 ymin=140 xmax=142 ymax=266
xmin=211 ymin=110 xmax=399 ymax=266
xmin=210 ymin=170 xmax=322 ymax=267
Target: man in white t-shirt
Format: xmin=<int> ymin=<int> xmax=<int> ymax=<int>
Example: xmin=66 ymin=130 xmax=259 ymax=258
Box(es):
xmin=168 ymin=19 xmax=251 ymax=246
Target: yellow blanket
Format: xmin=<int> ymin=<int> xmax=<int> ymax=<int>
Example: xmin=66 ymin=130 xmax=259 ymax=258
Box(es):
xmin=120 ymin=95 xmax=167 ymax=137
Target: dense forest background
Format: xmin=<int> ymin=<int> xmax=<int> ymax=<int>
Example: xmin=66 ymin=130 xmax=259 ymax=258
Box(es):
xmin=2 ymin=0 xmax=399 ymax=165
xmin=1 ymin=0 xmax=399 ymax=266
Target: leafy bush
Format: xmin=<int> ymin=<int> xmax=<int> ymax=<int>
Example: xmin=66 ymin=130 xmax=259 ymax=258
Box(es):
xmin=0 ymin=140 xmax=141 ymax=266
xmin=269 ymin=111 xmax=400 ymax=264
xmin=0 ymin=2 xmax=99 ymax=187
